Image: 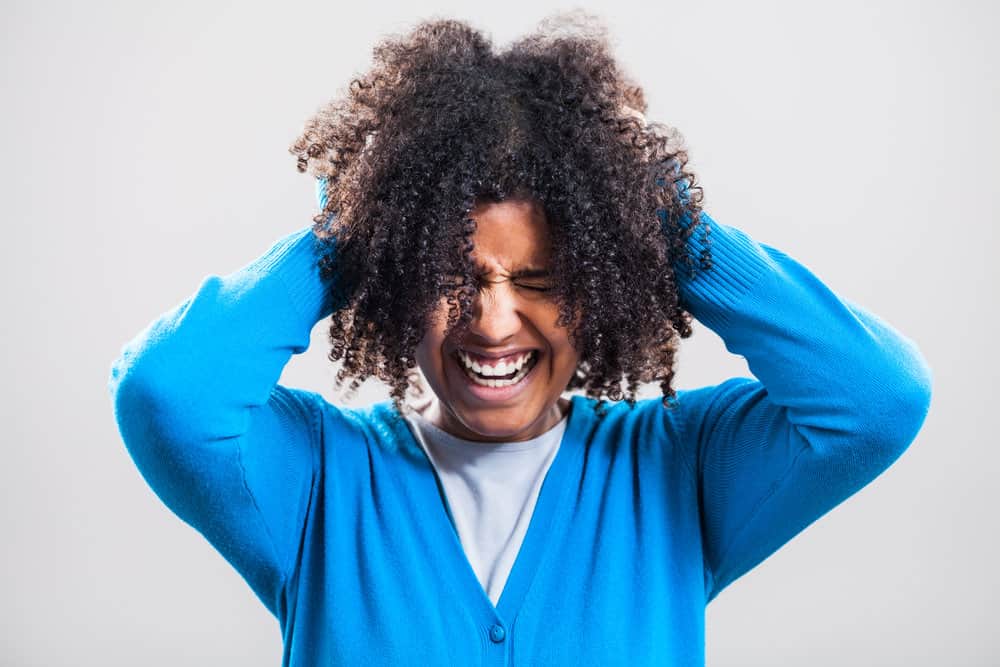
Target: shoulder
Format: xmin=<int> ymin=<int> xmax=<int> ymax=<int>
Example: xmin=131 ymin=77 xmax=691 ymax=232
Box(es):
xmin=598 ymin=379 xmax=761 ymax=478
xmin=579 ymin=378 xmax=760 ymax=434
xmin=270 ymin=386 xmax=377 ymax=449
xmin=292 ymin=393 xmax=429 ymax=462
xmin=667 ymin=377 xmax=763 ymax=427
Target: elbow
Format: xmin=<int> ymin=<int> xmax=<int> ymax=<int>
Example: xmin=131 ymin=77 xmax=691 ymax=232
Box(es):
xmin=845 ymin=305 xmax=933 ymax=457
xmin=108 ymin=346 xmax=157 ymax=424
xmin=867 ymin=341 xmax=933 ymax=461
xmin=108 ymin=358 xmax=158 ymax=447
xmin=894 ymin=338 xmax=933 ymax=444
xmin=108 ymin=349 xmax=180 ymax=458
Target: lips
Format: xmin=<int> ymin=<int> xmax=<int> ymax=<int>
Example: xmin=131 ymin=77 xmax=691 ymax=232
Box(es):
xmin=458 ymin=349 xmax=538 ymax=379
xmin=451 ymin=348 xmax=542 ymax=401
xmin=457 ymin=347 xmax=539 ymax=364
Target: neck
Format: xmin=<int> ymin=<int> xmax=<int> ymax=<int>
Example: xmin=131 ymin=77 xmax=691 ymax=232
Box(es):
xmin=412 ymin=396 xmax=570 ymax=443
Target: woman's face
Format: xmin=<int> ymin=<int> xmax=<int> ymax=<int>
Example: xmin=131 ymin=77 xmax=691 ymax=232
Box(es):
xmin=414 ymin=197 xmax=581 ymax=442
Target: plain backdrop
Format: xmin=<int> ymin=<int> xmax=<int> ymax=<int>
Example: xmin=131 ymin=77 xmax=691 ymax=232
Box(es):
xmin=3 ymin=0 xmax=997 ymax=664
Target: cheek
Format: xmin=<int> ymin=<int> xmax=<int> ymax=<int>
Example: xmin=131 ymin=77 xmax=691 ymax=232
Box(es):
xmin=541 ymin=325 xmax=580 ymax=371
xmin=546 ymin=303 xmax=581 ymax=347
xmin=554 ymin=342 xmax=581 ymax=373
xmin=415 ymin=308 xmax=451 ymax=373
xmin=415 ymin=332 xmax=442 ymax=371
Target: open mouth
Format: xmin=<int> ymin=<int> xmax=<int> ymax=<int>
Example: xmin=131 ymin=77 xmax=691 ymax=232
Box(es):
xmin=454 ymin=349 xmax=540 ymax=389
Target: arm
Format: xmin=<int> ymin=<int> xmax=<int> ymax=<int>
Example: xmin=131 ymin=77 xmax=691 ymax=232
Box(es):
xmin=668 ymin=205 xmax=933 ymax=603
xmin=107 ymin=217 xmax=336 ymax=617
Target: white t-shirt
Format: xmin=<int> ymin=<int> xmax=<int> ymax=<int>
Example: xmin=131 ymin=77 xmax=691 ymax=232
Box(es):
xmin=403 ymin=410 xmax=569 ymax=607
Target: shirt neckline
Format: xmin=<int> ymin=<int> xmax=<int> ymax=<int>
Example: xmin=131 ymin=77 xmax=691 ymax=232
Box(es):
xmin=405 ymin=409 xmax=569 ymax=453
xmin=375 ymin=393 xmax=600 ymax=624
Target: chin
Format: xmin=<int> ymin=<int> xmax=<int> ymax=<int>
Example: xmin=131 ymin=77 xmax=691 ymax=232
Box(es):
xmin=459 ymin=409 xmax=528 ymax=436
xmin=451 ymin=403 xmax=538 ymax=440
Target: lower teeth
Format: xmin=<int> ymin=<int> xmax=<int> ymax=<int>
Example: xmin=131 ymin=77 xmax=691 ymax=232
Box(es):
xmin=461 ymin=353 xmax=536 ymax=388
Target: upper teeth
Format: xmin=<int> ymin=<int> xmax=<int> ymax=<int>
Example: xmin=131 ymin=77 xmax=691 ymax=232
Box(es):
xmin=458 ymin=350 xmax=535 ymax=376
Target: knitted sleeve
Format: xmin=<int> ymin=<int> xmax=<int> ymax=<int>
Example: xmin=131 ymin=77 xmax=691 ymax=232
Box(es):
xmin=107 ymin=220 xmax=336 ymax=618
xmin=669 ymin=208 xmax=933 ymax=603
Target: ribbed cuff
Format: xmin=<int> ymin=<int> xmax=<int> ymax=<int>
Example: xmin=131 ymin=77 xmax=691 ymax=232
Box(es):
xmin=674 ymin=210 xmax=778 ymax=330
xmin=242 ymin=226 xmax=335 ymax=326
xmin=316 ymin=177 xmax=329 ymax=211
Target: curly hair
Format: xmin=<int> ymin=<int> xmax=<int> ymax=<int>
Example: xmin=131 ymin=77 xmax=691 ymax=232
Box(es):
xmin=288 ymin=10 xmax=711 ymax=419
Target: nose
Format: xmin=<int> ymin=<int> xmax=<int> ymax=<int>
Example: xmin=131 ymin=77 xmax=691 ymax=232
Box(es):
xmin=467 ymin=279 xmax=521 ymax=345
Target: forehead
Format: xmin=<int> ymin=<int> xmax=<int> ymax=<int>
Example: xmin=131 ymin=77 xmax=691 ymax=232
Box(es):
xmin=468 ymin=198 xmax=552 ymax=270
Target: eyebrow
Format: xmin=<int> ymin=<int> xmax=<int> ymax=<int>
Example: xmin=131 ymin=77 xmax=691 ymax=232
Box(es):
xmin=510 ymin=268 xmax=552 ymax=279
xmin=472 ymin=265 xmax=552 ymax=279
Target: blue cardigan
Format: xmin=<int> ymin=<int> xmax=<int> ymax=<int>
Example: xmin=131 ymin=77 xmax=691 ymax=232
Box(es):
xmin=107 ymin=194 xmax=932 ymax=665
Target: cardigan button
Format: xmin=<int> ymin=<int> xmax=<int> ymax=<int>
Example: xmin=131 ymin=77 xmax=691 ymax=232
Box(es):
xmin=489 ymin=624 xmax=506 ymax=643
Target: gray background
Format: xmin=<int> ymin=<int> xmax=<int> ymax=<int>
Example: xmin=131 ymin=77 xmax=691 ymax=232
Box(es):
xmin=3 ymin=0 xmax=996 ymax=664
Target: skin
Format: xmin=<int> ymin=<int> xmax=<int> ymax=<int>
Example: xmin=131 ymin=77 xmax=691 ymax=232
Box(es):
xmin=413 ymin=197 xmax=581 ymax=442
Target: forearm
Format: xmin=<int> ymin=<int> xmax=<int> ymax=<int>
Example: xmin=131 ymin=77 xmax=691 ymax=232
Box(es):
xmin=108 ymin=227 xmax=333 ymax=441
xmin=667 ymin=209 xmax=932 ymax=600
xmin=675 ymin=211 xmax=932 ymax=448
xmin=107 ymin=225 xmax=335 ymax=611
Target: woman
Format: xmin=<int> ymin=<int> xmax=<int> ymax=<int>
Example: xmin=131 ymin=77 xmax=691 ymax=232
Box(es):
xmin=108 ymin=13 xmax=932 ymax=666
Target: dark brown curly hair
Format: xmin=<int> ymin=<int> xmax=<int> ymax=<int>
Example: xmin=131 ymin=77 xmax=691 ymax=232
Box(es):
xmin=288 ymin=10 xmax=710 ymax=418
